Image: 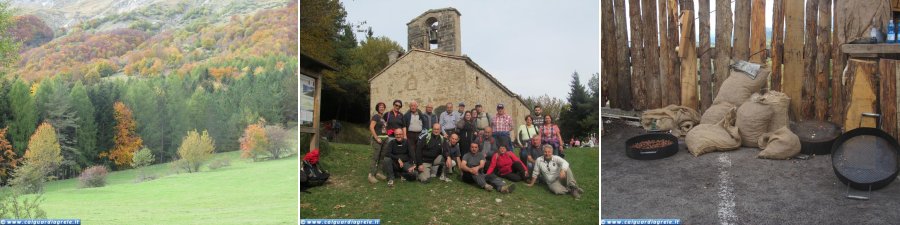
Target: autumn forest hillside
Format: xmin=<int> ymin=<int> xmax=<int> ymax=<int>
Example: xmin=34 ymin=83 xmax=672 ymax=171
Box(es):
xmin=0 ymin=0 xmax=299 ymax=187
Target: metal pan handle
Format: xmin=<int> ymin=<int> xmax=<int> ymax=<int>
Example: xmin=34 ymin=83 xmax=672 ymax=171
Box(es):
xmin=845 ymin=184 xmax=872 ymax=201
xmin=859 ymin=113 xmax=882 ymax=129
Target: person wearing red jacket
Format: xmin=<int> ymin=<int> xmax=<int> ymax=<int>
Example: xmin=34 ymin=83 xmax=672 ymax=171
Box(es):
xmin=486 ymin=145 xmax=529 ymax=182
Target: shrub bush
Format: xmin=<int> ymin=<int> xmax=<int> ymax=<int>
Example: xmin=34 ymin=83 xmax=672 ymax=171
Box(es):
xmin=78 ymin=165 xmax=108 ymax=188
xmin=0 ymin=189 xmax=46 ymax=218
xmin=131 ymin=147 xmax=154 ymax=168
xmin=240 ymin=122 xmax=268 ymax=161
xmin=265 ymin=125 xmax=290 ymax=159
xmin=9 ymin=164 xmax=47 ymax=194
xmin=207 ymin=158 xmax=231 ymax=170
xmin=177 ymin=130 xmax=215 ymax=173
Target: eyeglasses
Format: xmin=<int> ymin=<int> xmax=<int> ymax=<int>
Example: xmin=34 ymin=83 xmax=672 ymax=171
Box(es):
xmin=394 ymin=104 xmax=402 ymax=108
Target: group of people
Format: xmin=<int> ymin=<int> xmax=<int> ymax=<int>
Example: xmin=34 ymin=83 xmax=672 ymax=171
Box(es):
xmin=366 ymin=100 xmax=584 ymax=198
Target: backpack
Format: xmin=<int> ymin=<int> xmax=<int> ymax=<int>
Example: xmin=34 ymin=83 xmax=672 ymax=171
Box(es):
xmin=419 ymin=129 xmax=445 ymax=144
xmin=300 ymin=160 xmax=329 ymax=191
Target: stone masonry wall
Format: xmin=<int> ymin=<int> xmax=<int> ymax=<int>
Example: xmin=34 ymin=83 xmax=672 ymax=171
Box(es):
xmin=370 ymin=50 xmax=531 ymax=143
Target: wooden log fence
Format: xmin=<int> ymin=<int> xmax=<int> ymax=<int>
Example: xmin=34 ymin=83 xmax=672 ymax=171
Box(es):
xmin=601 ymin=0 xmax=900 ymax=140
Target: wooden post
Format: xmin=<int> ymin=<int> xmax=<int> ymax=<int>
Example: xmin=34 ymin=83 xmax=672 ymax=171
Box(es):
xmin=771 ymin=0 xmax=785 ymax=91
xmin=801 ymin=0 xmax=818 ymax=121
xmin=733 ymin=0 xmax=751 ymax=61
xmin=831 ymin=0 xmax=845 ymax=126
xmin=714 ymin=0 xmax=732 ymax=98
xmin=783 ymin=0 xmax=804 ymax=121
xmin=749 ymin=0 xmax=767 ymax=64
xmin=657 ymin=0 xmax=671 ymax=106
xmin=843 ymin=59 xmax=878 ymax=131
xmin=665 ymin=0 xmax=681 ymax=106
xmin=641 ymin=0 xmax=662 ymax=108
xmin=815 ymin=0 xmax=831 ymax=121
xmin=698 ymin=0 xmax=712 ymax=112
xmin=628 ymin=0 xmax=648 ymax=110
xmin=602 ymin=0 xmax=618 ymax=108
xmin=680 ymin=10 xmax=698 ymax=110
xmin=879 ymin=59 xmax=899 ymax=138
xmin=614 ymin=0 xmax=633 ymax=110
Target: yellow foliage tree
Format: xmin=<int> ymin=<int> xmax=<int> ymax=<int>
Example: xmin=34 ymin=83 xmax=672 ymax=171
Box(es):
xmin=177 ymin=129 xmax=215 ymax=173
xmin=23 ymin=122 xmax=62 ymax=173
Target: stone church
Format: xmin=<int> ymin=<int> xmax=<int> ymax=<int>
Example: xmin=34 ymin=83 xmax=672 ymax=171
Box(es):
xmin=369 ymin=8 xmax=531 ymax=128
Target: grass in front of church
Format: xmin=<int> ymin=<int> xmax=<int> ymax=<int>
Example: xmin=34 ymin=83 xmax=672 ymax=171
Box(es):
xmin=300 ymin=143 xmax=599 ymax=224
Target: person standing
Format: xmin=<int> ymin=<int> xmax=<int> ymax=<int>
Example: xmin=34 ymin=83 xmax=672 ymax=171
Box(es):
xmin=368 ymin=102 xmax=389 ymax=183
xmin=526 ymin=145 xmax=584 ymax=198
xmin=532 ymin=105 xmax=545 ymax=128
xmin=423 ymin=103 xmax=438 ymax=129
xmin=384 ymin=100 xmax=407 ymax=133
xmin=516 ymin=115 xmax=539 ymax=152
xmin=454 ymin=102 xmax=466 ymax=128
xmin=382 ymin=129 xmax=418 ymax=187
xmin=456 ymin=111 xmax=477 ymax=156
xmin=460 ymin=143 xmax=516 ymax=193
xmin=492 ymin=104 xmax=515 ymax=152
xmin=439 ymin=102 xmax=457 ymax=137
xmin=540 ymin=115 xmax=565 ymax=157
xmin=403 ymin=101 xmax=427 ymax=161
xmin=474 ymin=104 xmax=492 ymax=132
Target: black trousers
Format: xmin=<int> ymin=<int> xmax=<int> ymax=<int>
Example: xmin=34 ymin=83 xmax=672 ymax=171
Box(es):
xmin=497 ymin=162 xmax=528 ymax=182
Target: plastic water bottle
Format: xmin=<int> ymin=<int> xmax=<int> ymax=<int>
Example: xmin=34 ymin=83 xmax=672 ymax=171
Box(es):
xmin=896 ymin=19 xmax=900 ymax=44
xmin=889 ymin=20 xmax=896 ymax=43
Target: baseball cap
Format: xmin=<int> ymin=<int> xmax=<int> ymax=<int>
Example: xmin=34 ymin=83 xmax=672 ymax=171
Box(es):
xmin=497 ymin=103 xmax=505 ymax=109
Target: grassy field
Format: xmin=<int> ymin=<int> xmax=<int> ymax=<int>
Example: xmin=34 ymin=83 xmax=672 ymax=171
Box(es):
xmin=300 ymin=143 xmax=599 ymax=224
xmin=20 ymin=151 xmax=298 ymax=224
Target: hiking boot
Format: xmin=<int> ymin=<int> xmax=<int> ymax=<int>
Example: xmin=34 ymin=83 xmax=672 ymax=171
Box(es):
xmin=484 ymin=184 xmax=494 ymax=192
xmin=500 ymin=184 xmax=516 ymax=194
xmin=570 ymin=187 xmax=582 ymax=198
xmin=387 ymin=180 xmax=394 ymax=187
xmin=375 ymin=173 xmax=387 ymax=180
xmin=368 ymin=174 xmax=378 ymax=184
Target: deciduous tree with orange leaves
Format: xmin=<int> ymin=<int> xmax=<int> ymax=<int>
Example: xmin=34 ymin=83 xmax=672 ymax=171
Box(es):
xmin=0 ymin=127 xmax=19 ymax=185
xmin=239 ymin=120 xmax=268 ymax=161
xmin=102 ymin=102 xmax=143 ymax=169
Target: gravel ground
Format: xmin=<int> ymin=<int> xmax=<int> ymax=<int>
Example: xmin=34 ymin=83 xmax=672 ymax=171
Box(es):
xmin=601 ymin=123 xmax=900 ymax=224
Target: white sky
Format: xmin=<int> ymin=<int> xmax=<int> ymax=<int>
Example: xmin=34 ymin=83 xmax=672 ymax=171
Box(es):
xmin=342 ymin=0 xmax=599 ymax=100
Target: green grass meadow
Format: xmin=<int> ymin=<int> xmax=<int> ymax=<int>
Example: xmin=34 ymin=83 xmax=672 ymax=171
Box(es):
xmin=300 ymin=143 xmax=599 ymax=224
xmin=19 ymin=151 xmax=298 ymax=224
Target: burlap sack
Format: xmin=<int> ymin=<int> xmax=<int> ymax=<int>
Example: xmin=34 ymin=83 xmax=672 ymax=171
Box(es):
xmin=760 ymin=91 xmax=790 ymax=133
xmin=736 ymin=93 xmax=773 ymax=147
xmin=757 ymin=126 xmax=801 ymax=159
xmin=685 ymin=106 xmax=742 ymax=157
xmin=640 ymin=105 xmax=701 ymax=136
xmin=700 ymin=102 xmax=736 ymax=124
xmin=712 ymin=66 xmax=771 ymax=108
